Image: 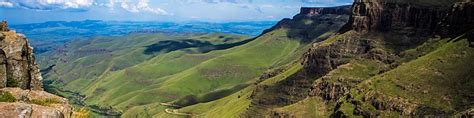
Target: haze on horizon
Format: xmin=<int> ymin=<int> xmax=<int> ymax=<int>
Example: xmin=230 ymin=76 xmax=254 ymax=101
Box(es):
xmin=0 ymin=0 xmax=352 ymax=24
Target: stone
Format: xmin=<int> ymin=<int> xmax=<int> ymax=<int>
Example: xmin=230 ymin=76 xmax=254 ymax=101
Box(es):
xmin=0 ymin=88 xmax=72 ymax=118
xmin=0 ymin=21 xmax=8 ymax=32
xmin=0 ymin=22 xmax=43 ymax=90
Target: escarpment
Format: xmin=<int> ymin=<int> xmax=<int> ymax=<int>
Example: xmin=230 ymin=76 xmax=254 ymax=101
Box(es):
xmin=0 ymin=21 xmax=43 ymax=90
xmin=296 ymin=0 xmax=474 ymax=117
xmin=441 ymin=1 xmax=474 ymax=35
xmin=343 ymin=1 xmax=450 ymax=32
xmin=304 ymin=0 xmax=474 ymax=100
xmin=265 ymin=5 xmax=351 ymax=36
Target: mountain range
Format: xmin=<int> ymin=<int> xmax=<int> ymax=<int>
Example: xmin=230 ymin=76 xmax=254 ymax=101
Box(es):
xmin=0 ymin=0 xmax=473 ymax=117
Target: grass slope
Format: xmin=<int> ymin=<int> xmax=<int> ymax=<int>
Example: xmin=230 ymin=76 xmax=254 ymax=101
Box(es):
xmin=337 ymin=35 xmax=474 ymax=117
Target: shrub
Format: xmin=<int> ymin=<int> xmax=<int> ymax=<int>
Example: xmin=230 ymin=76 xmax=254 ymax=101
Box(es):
xmin=6 ymin=75 xmax=18 ymax=87
xmin=29 ymin=98 xmax=61 ymax=106
xmin=72 ymin=107 xmax=90 ymax=118
xmin=0 ymin=91 xmax=16 ymax=102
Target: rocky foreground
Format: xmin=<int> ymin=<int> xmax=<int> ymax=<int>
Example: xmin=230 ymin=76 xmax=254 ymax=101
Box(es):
xmin=0 ymin=88 xmax=72 ymax=117
xmin=0 ymin=21 xmax=73 ymax=118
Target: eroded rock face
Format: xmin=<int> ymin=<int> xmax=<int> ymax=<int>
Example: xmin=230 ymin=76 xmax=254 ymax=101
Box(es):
xmin=441 ymin=2 xmax=474 ymax=35
xmin=301 ymin=31 xmax=376 ymax=77
xmin=0 ymin=21 xmax=43 ymax=90
xmin=341 ymin=0 xmax=458 ymax=33
xmin=0 ymin=88 xmax=72 ymax=118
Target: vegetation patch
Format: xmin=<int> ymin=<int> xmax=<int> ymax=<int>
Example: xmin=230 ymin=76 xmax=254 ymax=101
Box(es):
xmin=29 ymin=98 xmax=61 ymax=106
xmin=6 ymin=75 xmax=18 ymax=87
xmin=0 ymin=91 xmax=16 ymax=102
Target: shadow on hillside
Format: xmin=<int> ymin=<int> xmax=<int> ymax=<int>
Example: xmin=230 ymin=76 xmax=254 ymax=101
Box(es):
xmin=143 ymin=39 xmax=212 ymax=54
xmin=281 ymin=14 xmax=351 ymax=44
xmin=143 ymin=38 xmax=256 ymax=55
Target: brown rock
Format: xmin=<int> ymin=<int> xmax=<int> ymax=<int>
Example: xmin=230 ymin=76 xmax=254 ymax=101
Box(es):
xmin=0 ymin=103 xmax=69 ymax=118
xmin=343 ymin=0 xmax=452 ymax=33
xmin=0 ymin=88 xmax=72 ymax=118
xmin=0 ymin=21 xmax=8 ymax=32
xmin=0 ymin=22 xmax=43 ymax=90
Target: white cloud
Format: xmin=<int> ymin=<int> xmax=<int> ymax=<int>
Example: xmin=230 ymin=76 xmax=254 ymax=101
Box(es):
xmin=12 ymin=0 xmax=94 ymax=10
xmin=0 ymin=0 xmax=169 ymax=15
xmin=113 ymin=0 xmax=169 ymax=15
xmin=0 ymin=1 xmax=13 ymax=7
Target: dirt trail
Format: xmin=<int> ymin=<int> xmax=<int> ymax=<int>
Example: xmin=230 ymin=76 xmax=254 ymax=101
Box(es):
xmin=160 ymin=103 xmax=198 ymax=117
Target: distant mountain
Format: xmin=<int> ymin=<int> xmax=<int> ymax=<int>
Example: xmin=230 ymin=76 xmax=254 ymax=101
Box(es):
xmin=10 ymin=20 xmax=277 ymax=54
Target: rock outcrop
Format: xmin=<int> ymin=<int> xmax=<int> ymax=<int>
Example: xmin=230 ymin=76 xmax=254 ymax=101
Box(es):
xmin=263 ymin=5 xmax=351 ymax=36
xmin=0 ymin=21 xmax=72 ymax=117
xmin=0 ymin=21 xmax=43 ymax=90
xmin=340 ymin=0 xmax=474 ymax=35
xmin=0 ymin=88 xmax=73 ymax=118
xmin=441 ymin=1 xmax=474 ymax=35
xmin=340 ymin=0 xmax=455 ymax=33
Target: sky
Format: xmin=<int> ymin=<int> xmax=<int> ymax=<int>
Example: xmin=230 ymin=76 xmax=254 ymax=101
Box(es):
xmin=0 ymin=0 xmax=353 ymax=24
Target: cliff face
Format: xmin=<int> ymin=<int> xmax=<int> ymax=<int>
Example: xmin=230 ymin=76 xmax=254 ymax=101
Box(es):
xmin=441 ymin=2 xmax=474 ymax=35
xmin=341 ymin=0 xmax=452 ymax=33
xmin=341 ymin=0 xmax=473 ymax=34
xmin=0 ymin=21 xmax=72 ymax=117
xmin=0 ymin=21 xmax=43 ymax=90
xmin=303 ymin=0 xmax=474 ymax=78
xmin=267 ymin=5 xmax=351 ymax=32
xmin=299 ymin=6 xmax=352 ymax=16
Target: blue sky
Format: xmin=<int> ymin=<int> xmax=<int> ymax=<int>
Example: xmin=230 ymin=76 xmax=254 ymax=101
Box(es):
xmin=0 ymin=0 xmax=352 ymax=24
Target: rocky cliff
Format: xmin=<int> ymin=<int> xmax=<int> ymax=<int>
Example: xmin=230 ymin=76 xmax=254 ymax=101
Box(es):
xmin=265 ymin=5 xmax=351 ymax=34
xmin=341 ymin=0 xmax=453 ymax=33
xmin=441 ymin=1 xmax=474 ymax=35
xmin=299 ymin=0 xmax=474 ymax=117
xmin=0 ymin=21 xmax=43 ymax=90
xmin=299 ymin=6 xmax=352 ymax=16
xmin=0 ymin=21 xmax=73 ymax=118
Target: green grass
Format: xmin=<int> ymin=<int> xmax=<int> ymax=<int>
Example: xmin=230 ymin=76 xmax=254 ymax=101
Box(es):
xmin=372 ymin=37 xmax=474 ymax=111
xmin=338 ymin=35 xmax=474 ymax=116
xmin=40 ymin=13 xmax=350 ymax=117
xmin=150 ymin=62 xmax=305 ymax=118
xmin=0 ymin=91 xmax=16 ymax=102
xmin=81 ymin=29 xmax=303 ymax=111
xmin=29 ymin=98 xmax=61 ymax=106
xmin=272 ymin=97 xmax=330 ymax=117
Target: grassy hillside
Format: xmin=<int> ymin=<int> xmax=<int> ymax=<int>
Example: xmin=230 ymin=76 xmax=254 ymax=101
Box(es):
xmin=39 ymin=12 xmax=350 ymax=116
xmin=153 ymin=27 xmax=473 ymax=117
xmin=336 ymin=35 xmax=474 ymax=117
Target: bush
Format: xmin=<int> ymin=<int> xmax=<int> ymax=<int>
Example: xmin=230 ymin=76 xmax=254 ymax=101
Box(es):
xmin=72 ymin=107 xmax=90 ymax=118
xmin=29 ymin=98 xmax=61 ymax=106
xmin=6 ymin=75 xmax=18 ymax=87
xmin=0 ymin=91 xmax=16 ymax=102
